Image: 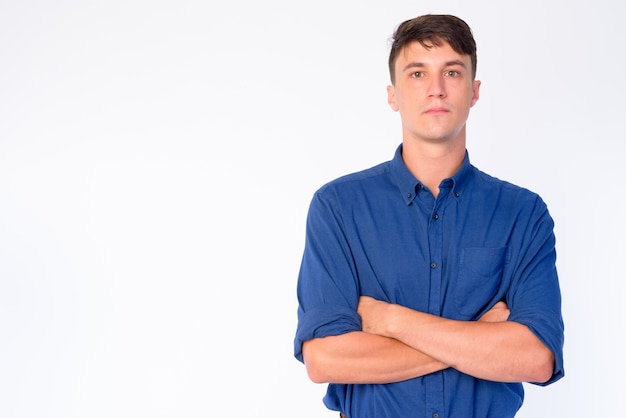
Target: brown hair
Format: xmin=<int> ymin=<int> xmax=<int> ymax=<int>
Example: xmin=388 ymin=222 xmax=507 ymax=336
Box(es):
xmin=388 ymin=14 xmax=477 ymax=84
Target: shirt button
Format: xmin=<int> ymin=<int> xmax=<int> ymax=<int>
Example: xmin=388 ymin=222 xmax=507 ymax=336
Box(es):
xmin=454 ymin=192 xmax=460 ymax=197
xmin=433 ymin=213 xmax=439 ymax=220
xmin=430 ymin=262 xmax=437 ymax=269
xmin=433 ymin=413 xmax=440 ymax=418
xmin=407 ymin=193 xmax=412 ymax=198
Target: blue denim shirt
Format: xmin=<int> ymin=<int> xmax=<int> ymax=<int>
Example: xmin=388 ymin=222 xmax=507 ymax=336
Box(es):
xmin=294 ymin=145 xmax=564 ymax=418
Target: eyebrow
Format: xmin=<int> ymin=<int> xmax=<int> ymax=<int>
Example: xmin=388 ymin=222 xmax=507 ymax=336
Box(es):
xmin=402 ymin=60 xmax=467 ymax=72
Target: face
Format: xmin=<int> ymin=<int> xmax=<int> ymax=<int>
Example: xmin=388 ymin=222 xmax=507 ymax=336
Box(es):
xmin=387 ymin=41 xmax=481 ymax=145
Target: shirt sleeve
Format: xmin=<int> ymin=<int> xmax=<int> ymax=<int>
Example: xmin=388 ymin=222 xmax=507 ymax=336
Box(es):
xmin=293 ymin=189 xmax=362 ymax=363
xmin=506 ymin=195 xmax=565 ymax=386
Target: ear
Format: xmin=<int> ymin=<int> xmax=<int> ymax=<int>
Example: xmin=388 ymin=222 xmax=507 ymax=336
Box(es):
xmin=470 ymin=80 xmax=481 ymax=107
xmin=387 ymin=85 xmax=399 ymax=112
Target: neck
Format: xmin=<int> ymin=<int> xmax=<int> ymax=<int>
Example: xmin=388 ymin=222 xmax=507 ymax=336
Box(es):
xmin=401 ymin=138 xmax=466 ymax=198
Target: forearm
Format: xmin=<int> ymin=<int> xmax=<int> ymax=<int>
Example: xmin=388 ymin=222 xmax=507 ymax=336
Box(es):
xmin=302 ymin=331 xmax=448 ymax=384
xmin=379 ymin=304 xmax=554 ymax=383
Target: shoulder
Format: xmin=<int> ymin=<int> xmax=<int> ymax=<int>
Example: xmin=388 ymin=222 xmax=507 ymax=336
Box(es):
xmin=316 ymin=160 xmax=393 ymax=196
xmin=472 ymin=166 xmax=543 ymax=200
xmin=472 ymin=166 xmax=546 ymax=209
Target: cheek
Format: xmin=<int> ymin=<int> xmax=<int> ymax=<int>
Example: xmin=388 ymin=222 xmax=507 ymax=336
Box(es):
xmin=394 ymin=92 xmax=415 ymax=112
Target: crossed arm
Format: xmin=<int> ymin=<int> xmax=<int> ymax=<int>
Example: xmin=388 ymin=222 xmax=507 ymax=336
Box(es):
xmin=302 ymin=298 xmax=554 ymax=385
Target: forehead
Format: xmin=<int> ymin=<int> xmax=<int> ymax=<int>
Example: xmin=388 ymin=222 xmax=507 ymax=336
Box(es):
xmin=397 ymin=40 xmax=470 ymax=67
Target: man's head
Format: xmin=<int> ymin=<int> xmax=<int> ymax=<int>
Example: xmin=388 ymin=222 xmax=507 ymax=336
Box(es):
xmin=385 ymin=14 xmax=481 ymax=147
xmin=388 ymin=14 xmax=477 ymax=84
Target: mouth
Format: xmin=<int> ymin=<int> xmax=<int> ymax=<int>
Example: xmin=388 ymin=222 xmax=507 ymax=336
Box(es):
xmin=424 ymin=107 xmax=450 ymax=115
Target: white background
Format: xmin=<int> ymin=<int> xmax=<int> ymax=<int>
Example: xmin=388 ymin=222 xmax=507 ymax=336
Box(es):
xmin=0 ymin=0 xmax=623 ymax=417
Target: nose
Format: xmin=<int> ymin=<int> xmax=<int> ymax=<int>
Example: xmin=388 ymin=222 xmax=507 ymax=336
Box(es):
xmin=427 ymin=76 xmax=446 ymax=98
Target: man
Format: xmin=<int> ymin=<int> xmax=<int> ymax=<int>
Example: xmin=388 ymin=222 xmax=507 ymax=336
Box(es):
xmin=294 ymin=14 xmax=564 ymax=418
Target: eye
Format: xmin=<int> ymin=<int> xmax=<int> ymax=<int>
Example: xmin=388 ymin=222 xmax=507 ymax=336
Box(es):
xmin=411 ymin=71 xmax=425 ymax=78
xmin=444 ymin=70 xmax=460 ymax=77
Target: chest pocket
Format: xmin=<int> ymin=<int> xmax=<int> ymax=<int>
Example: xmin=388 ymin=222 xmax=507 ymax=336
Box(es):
xmin=454 ymin=246 xmax=510 ymax=317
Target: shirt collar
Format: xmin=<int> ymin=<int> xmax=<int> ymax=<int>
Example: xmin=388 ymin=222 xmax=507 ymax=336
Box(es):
xmin=390 ymin=144 xmax=472 ymax=205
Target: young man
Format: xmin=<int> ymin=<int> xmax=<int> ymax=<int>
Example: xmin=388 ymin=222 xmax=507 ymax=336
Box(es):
xmin=294 ymin=14 xmax=564 ymax=418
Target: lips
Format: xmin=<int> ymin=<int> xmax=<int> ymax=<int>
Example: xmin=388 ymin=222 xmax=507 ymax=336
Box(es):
xmin=424 ymin=107 xmax=450 ymax=115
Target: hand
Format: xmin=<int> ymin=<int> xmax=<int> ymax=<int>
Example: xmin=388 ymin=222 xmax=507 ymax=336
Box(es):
xmin=357 ymin=296 xmax=392 ymax=336
xmin=478 ymin=301 xmax=510 ymax=323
